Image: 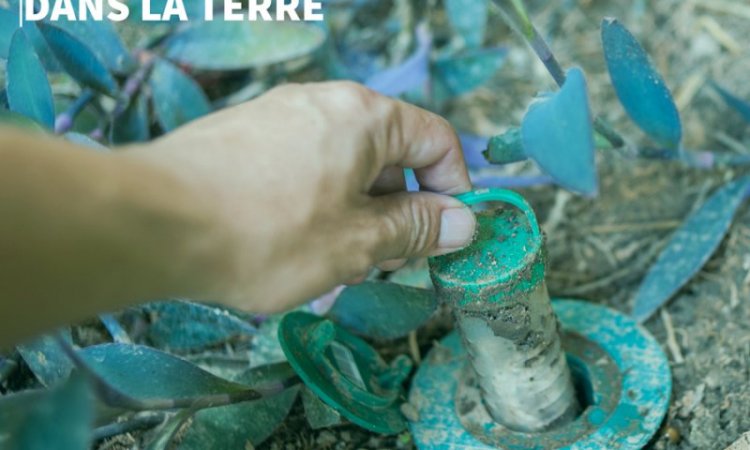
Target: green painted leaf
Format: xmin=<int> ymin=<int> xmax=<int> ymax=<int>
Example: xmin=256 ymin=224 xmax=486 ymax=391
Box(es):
xmin=327 ymin=281 xmax=436 ymax=339
xmin=434 ymin=47 xmax=506 ymax=96
xmin=55 ymin=19 xmax=135 ymax=74
xmin=0 ymin=109 xmax=46 ymax=132
xmin=521 ymin=67 xmax=597 ymax=195
xmin=445 ymin=0 xmax=488 ymax=48
xmin=143 ymin=300 xmax=256 ymax=352
xmin=6 ymin=29 xmax=55 ymax=129
xmin=111 ymin=94 xmax=149 ymax=144
xmin=164 ymin=20 xmax=326 ymax=70
xmin=149 ymin=58 xmax=211 ymax=132
xmin=302 ymin=387 xmax=342 ymax=429
xmin=249 ymin=315 xmax=286 ymax=368
xmin=633 ymin=177 xmax=750 ymax=323
xmin=483 ymin=128 xmax=527 ymax=164
xmin=37 ymin=22 xmax=117 ymax=95
xmin=0 ymin=9 xmax=61 ymax=70
xmin=79 ymin=343 xmax=251 ymax=401
xmin=23 ymin=23 xmax=62 ymax=72
xmin=16 ymin=330 xmax=73 ymax=387
xmin=0 ymin=7 xmax=15 ymax=58
xmin=178 ymin=363 xmax=300 ymax=449
xmin=601 ymin=18 xmax=681 ymax=149
xmin=0 ymin=374 xmax=94 ymax=450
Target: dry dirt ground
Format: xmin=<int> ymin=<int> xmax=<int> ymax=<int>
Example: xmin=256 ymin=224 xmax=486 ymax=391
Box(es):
xmin=260 ymin=0 xmax=750 ymax=449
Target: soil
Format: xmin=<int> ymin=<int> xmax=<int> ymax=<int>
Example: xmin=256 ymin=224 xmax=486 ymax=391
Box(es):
xmin=261 ymin=0 xmax=750 ymax=448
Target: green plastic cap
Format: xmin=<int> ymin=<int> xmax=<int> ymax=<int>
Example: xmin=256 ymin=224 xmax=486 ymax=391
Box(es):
xmin=278 ymin=312 xmax=410 ymax=434
xmin=429 ymin=188 xmax=545 ymax=308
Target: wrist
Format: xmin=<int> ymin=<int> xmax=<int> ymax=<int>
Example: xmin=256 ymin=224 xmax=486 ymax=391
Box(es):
xmin=111 ymin=147 xmax=232 ymax=304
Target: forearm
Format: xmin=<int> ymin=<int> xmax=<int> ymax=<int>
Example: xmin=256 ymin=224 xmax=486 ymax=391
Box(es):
xmin=0 ymin=82 xmax=475 ymax=347
xmin=0 ymin=128 xmax=221 ymax=347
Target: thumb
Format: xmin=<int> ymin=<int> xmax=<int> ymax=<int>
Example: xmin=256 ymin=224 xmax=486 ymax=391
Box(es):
xmin=368 ymin=192 xmax=476 ymax=261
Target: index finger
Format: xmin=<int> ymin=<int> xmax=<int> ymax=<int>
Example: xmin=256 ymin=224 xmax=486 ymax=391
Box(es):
xmin=369 ymin=95 xmax=472 ymax=195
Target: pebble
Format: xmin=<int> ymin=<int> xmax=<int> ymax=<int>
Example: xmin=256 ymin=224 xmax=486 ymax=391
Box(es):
xmin=400 ymin=402 xmax=420 ymax=422
xmin=664 ymin=425 xmax=681 ymax=444
xmin=316 ymin=430 xmax=337 ymax=447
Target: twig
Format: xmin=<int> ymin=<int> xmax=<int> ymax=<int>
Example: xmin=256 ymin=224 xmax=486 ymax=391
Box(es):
xmin=660 ymin=309 xmax=684 ymax=364
xmin=93 ymin=412 xmax=166 ymax=441
xmin=91 ymin=57 xmax=155 ymax=142
xmin=54 ymin=90 xmax=95 ymax=134
xmin=693 ymin=0 xmax=750 ymax=21
xmin=698 ymin=16 xmax=741 ymax=55
xmin=674 ymin=71 xmax=706 ymax=111
xmin=584 ymin=235 xmax=617 ymax=268
xmin=408 ymin=331 xmax=421 ymax=365
xmin=558 ymin=239 xmax=664 ymax=296
xmin=638 ymin=147 xmax=750 ymax=168
xmin=541 ymin=190 xmax=572 ymax=234
xmin=112 ymin=59 xmax=155 ymax=117
xmin=584 ymin=220 xmax=682 ymax=234
xmin=713 ymin=131 xmax=749 ymax=155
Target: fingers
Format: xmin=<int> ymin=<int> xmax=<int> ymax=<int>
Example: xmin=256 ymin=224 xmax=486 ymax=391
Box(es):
xmin=370 ymin=166 xmax=406 ymax=196
xmin=310 ymin=81 xmax=471 ymax=196
xmin=371 ymin=97 xmax=472 ymax=195
xmin=366 ymin=191 xmax=476 ymax=262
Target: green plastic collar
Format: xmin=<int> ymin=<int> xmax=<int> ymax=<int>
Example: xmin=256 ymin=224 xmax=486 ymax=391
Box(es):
xmin=429 ymin=188 xmax=545 ymax=308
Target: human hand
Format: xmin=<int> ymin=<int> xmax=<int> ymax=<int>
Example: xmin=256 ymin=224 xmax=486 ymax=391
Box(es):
xmin=124 ymin=81 xmax=475 ymax=313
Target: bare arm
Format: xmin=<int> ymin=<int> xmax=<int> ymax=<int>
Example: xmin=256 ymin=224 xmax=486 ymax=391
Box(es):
xmin=0 ymin=82 xmax=475 ymax=347
xmin=0 ymin=130 xmax=220 ymax=345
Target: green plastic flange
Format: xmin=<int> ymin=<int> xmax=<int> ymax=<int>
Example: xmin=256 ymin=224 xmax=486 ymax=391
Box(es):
xmin=429 ymin=188 xmax=546 ymax=308
xmin=277 ymin=311 xmax=410 ymax=434
xmin=408 ymin=299 xmax=672 ymax=449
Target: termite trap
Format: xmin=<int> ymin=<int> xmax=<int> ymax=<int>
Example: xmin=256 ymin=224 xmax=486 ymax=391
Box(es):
xmin=279 ymin=188 xmax=671 ymax=449
xmin=411 ymin=188 xmax=671 ymax=449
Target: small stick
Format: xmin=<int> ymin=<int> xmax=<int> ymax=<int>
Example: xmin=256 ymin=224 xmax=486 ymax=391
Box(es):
xmin=408 ymin=331 xmax=421 ymax=365
xmin=542 ymin=190 xmax=572 ymax=234
xmin=54 ymin=90 xmax=95 ymax=135
xmin=693 ymin=0 xmax=750 ymax=21
xmin=92 ymin=412 xmax=166 ymax=441
xmin=698 ymin=16 xmax=742 ymax=55
xmin=560 ymin=240 xmax=665 ymax=296
xmin=660 ymin=309 xmax=684 ymax=364
xmin=674 ymin=71 xmax=706 ymax=111
xmin=585 ymin=220 xmax=682 ymax=234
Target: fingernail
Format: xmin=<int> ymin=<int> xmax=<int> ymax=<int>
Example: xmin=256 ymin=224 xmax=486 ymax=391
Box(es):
xmin=437 ymin=207 xmax=476 ymax=252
